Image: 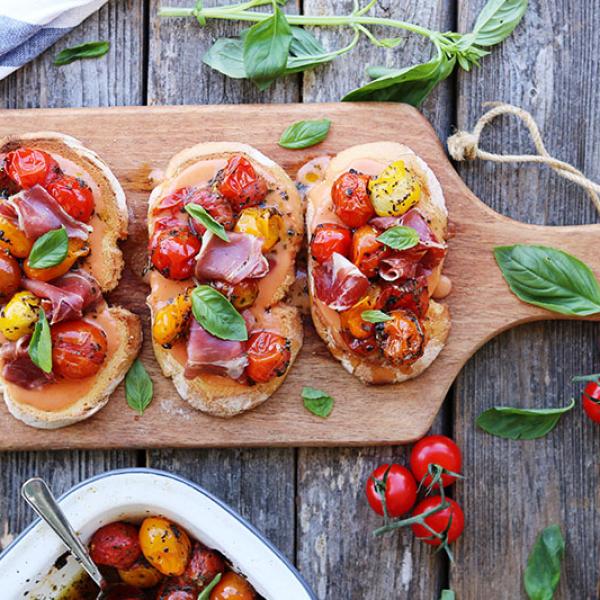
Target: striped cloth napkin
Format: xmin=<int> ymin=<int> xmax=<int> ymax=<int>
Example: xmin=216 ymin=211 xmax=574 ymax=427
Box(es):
xmin=0 ymin=0 xmax=107 ymax=80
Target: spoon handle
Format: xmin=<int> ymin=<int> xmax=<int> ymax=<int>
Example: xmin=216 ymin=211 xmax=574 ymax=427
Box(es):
xmin=21 ymin=477 xmax=105 ymax=587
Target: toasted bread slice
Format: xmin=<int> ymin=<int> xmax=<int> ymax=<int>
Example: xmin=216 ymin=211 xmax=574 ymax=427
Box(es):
xmin=148 ymin=142 xmax=303 ymax=417
xmin=306 ymin=142 xmax=451 ymax=384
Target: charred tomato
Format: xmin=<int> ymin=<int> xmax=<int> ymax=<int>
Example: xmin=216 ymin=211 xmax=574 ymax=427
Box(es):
xmin=331 ymin=171 xmax=374 ymax=228
xmin=150 ymin=228 xmax=201 ymax=280
xmin=5 ymin=147 xmax=60 ymax=189
xmin=183 ymin=542 xmax=225 ymax=589
xmin=217 ymin=156 xmax=268 ymax=212
xmin=246 ymin=331 xmax=291 ymax=383
xmin=310 ymin=223 xmax=352 ymax=264
xmin=46 ymin=175 xmax=94 ymax=222
xmin=89 ymin=521 xmax=141 ymax=570
xmin=376 ymin=309 xmax=425 ymax=366
xmin=351 ymin=224 xmax=388 ymax=278
xmin=377 ymin=278 xmax=430 ymax=319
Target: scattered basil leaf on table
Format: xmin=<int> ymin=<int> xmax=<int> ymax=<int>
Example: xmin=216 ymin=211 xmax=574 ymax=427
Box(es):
xmin=28 ymin=226 xmax=69 ymax=269
xmin=476 ymin=399 xmax=575 ymax=440
xmin=470 ymin=0 xmax=529 ymax=47
xmin=125 ymin=359 xmax=154 ymax=416
xmin=377 ymin=226 xmax=420 ymax=251
xmin=302 ymin=386 xmax=334 ymax=418
xmin=440 ymin=591 xmax=456 ymax=600
xmin=185 ymin=204 xmax=229 ymax=242
xmin=361 ymin=310 xmax=392 ymax=324
xmin=54 ymin=41 xmax=110 ymax=66
xmin=191 ymin=285 xmax=248 ymax=341
xmin=203 ymin=38 xmax=246 ymax=78
xmin=28 ymin=309 xmax=52 ymax=373
xmin=524 ymin=524 xmax=565 ymax=600
xmin=279 ymin=118 xmax=331 ymax=149
xmin=494 ymin=245 xmax=600 ymax=316
xmin=197 ymin=573 xmax=222 ymax=600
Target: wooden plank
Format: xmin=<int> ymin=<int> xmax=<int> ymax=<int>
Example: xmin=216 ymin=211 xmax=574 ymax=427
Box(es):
xmin=453 ymin=1 xmax=600 ymax=598
xmin=0 ymin=0 xmax=144 ymax=551
xmin=297 ymin=2 xmax=455 ymax=597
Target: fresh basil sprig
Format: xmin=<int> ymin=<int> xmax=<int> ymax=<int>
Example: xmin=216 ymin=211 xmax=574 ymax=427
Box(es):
xmin=197 ymin=573 xmax=222 ymax=600
xmin=28 ymin=309 xmax=52 ymax=373
xmin=191 ymin=285 xmax=248 ymax=341
xmin=279 ymin=118 xmax=331 ymax=149
xmin=28 ymin=226 xmax=69 ymax=269
xmin=494 ymin=245 xmax=600 ymax=316
xmin=302 ymin=386 xmax=334 ymax=418
xmin=54 ymin=41 xmax=110 ymax=66
xmin=185 ymin=203 xmax=229 ymax=242
xmin=125 ymin=359 xmax=154 ymax=416
xmin=361 ymin=310 xmax=392 ymax=324
xmin=524 ymin=525 xmax=565 ymax=600
xmin=377 ymin=226 xmax=420 ymax=251
xmin=476 ymin=399 xmax=575 ymax=440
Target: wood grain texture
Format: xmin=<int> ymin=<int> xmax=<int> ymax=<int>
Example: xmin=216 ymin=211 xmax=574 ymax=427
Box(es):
xmin=0 ymin=0 xmax=145 ymax=553
xmin=453 ymin=1 xmax=600 ymax=599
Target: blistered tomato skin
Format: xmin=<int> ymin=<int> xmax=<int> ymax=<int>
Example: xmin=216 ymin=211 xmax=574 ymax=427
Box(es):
xmin=183 ymin=542 xmax=226 ymax=588
xmin=234 ymin=207 xmax=282 ymax=252
xmin=351 ymin=225 xmax=388 ymax=278
xmin=246 ymin=331 xmax=291 ymax=383
xmin=5 ymin=148 xmax=60 ymax=189
xmin=156 ymin=578 xmax=198 ymax=600
xmin=217 ymin=156 xmax=268 ymax=212
xmin=331 ymin=171 xmax=374 ymax=228
xmin=310 ymin=223 xmax=352 ymax=264
xmin=139 ymin=516 xmax=192 ymax=576
xmin=151 ymin=228 xmax=201 ymax=280
xmin=0 ymin=251 xmax=21 ymax=298
xmin=339 ymin=294 xmax=377 ymax=340
xmin=24 ymin=238 xmax=90 ymax=282
xmin=0 ymin=291 xmax=40 ymax=341
xmin=118 ymin=555 xmax=164 ymax=588
xmin=378 ymin=279 xmax=430 ymax=320
xmin=210 ymin=571 xmax=256 ymax=600
xmin=152 ymin=291 xmax=192 ymax=347
xmin=187 ymin=189 xmax=236 ymax=235
xmin=211 ymin=279 xmax=259 ymax=311
xmin=47 ymin=175 xmax=95 ymax=222
xmin=89 ymin=522 xmax=142 ymax=570
xmin=0 ymin=214 xmax=34 ymax=258
xmin=369 ymin=160 xmax=421 ymax=217
xmin=376 ymin=309 xmax=425 ymax=366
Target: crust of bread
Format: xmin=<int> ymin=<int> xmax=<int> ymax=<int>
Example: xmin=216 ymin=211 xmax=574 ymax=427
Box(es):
xmin=306 ymin=141 xmax=451 ymax=385
xmin=1 ymin=306 xmax=142 ymax=429
xmin=148 ymin=142 xmax=304 ymax=417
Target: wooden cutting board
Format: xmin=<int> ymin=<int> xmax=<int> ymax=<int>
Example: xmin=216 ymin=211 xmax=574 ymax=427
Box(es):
xmin=0 ymin=102 xmax=598 ymax=450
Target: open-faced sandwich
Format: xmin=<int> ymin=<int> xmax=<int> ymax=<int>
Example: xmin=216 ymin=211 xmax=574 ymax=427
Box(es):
xmin=0 ymin=133 xmax=142 ymax=429
xmin=303 ymin=142 xmax=451 ymax=384
xmin=147 ymin=142 xmax=303 ymax=417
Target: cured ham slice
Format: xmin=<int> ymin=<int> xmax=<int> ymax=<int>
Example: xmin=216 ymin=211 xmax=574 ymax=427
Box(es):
xmin=0 ymin=336 xmax=54 ymax=389
xmin=184 ymin=319 xmax=248 ymax=380
xmin=313 ymin=252 xmax=369 ymax=311
xmin=194 ymin=231 xmax=269 ymax=285
xmin=379 ymin=250 xmax=425 ymax=282
xmin=8 ymin=184 xmax=91 ymax=240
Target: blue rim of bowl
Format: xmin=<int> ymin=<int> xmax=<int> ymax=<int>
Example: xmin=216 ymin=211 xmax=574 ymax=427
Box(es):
xmin=0 ymin=467 xmax=317 ymax=600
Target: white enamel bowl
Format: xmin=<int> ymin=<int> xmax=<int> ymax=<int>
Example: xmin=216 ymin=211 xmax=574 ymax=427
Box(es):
xmin=0 ymin=468 xmax=316 ymax=600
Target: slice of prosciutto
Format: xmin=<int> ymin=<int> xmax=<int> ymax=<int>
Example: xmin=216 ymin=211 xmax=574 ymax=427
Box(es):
xmin=22 ymin=269 xmax=101 ymax=324
xmin=8 ymin=185 xmax=91 ymax=240
xmin=195 ymin=231 xmax=269 ymax=285
xmin=0 ymin=335 xmax=54 ymax=389
xmin=184 ymin=319 xmax=248 ymax=380
xmin=313 ymin=252 xmax=369 ymax=311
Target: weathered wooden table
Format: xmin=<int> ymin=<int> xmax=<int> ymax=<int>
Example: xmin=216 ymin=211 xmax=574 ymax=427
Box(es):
xmin=1 ymin=1 xmax=599 ymax=598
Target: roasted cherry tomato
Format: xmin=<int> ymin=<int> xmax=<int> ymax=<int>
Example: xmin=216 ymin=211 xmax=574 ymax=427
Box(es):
xmin=583 ymin=379 xmax=600 ymax=424
xmin=246 ymin=331 xmax=291 ymax=383
xmin=376 ymin=309 xmax=424 ymax=366
xmin=0 ymin=291 xmax=40 ymax=341
xmin=151 ymin=228 xmax=201 ymax=280
xmin=0 ymin=250 xmax=21 ymax=298
xmin=89 ymin=522 xmax=142 ymax=570
xmin=331 ymin=171 xmax=374 ymax=228
xmin=234 ymin=207 xmax=281 ymax=252
xmin=156 ymin=578 xmax=198 ymax=600
xmin=183 ymin=542 xmax=225 ymax=589
xmin=0 ymin=158 xmax=19 ymax=197
xmin=211 ymin=279 xmax=259 ymax=311
xmin=152 ymin=291 xmax=192 ymax=348
xmin=102 ymin=584 xmax=146 ymax=600
xmin=217 ymin=156 xmax=268 ymax=212
xmin=411 ymin=496 xmax=464 ymax=546
xmin=0 ymin=214 xmax=34 ymax=258
xmin=369 ymin=160 xmax=421 ymax=217
xmin=51 ymin=320 xmax=108 ymax=379
xmin=310 ymin=223 xmax=352 ymax=264
xmin=351 ymin=225 xmax=388 ymax=278
xmin=24 ymin=238 xmax=89 ymax=282
xmin=210 ymin=571 xmax=256 ymax=600
xmin=187 ymin=189 xmax=236 ymax=236
xmin=139 ymin=516 xmax=192 ymax=577
xmin=365 ymin=463 xmax=417 ymax=518
xmin=378 ymin=278 xmax=430 ymax=320
xmin=46 ymin=175 xmax=95 ymax=222
xmin=410 ymin=435 xmax=462 ymax=487
xmin=118 ymin=555 xmax=164 ymax=588
xmin=341 ymin=330 xmax=378 ymax=358
xmin=339 ymin=293 xmax=377 ymax=340
xmin=5 ymin=147 xmax=60 ymax=189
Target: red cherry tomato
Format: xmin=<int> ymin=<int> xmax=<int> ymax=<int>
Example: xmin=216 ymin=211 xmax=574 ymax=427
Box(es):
xmin=0 ymin=250 xmax=21 ymax=297
xmin=183 ymin=542 xmax=225 ymax=588
xmin=187 ymin=189 xmax=235 ymax=236
xmin=89 ymin=521 xmax=141 ymax=570
xmin=377 ymin=278 xmax=430 ymax=320
xmin=51 ymin=320 xmax=108 ymax=380
xmin=310 ymin=223 xmax=352 ymax=264
xmin=376 ymin=308 xmax=424 ymax=366
xmin=246 ymin=331 xmax=291 ymax=383
xmin=151 ymin=228 xmax=201 ymax=280
xmin=46 ymin=175 xmax=95 ymax=222
xmin=331 ymin=171 xmax=374 ymax=228
xmin=583 ymin=380 xmax=600 ymax=423
xmin=411 ymin=496 xmax=464 ymax=546
xmin=410 ymin=435 xmax=462 ymax=488
xmin=5 ymin=147 xmax=60 ymax=189
xmin=341 ymin=331 xmax=378 ymax=357
xmin=365 ymin=463 xmax=417 ymax=518
xmin=156 ymin=578 xmax=198 ymax=600
xmin=217 ymin=156 xmax=268 ymax=212
xmin=210 ymin=571 xmax=256 ymax=600
xmin=351 ymin=224 xmax=388 ymax=278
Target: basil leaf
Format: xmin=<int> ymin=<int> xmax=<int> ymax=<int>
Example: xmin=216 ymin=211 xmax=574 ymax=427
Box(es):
xmin=203 ymin=38 xmax=246 ymax=79
xmin=243 ymin=7 xmax=292 ymax=90
xmin=54 ymin=41 xmax=110 ymax=66
xmin=302 ymin=386 xmax=334 ymax=418
xmin=494 ymin=245 xmax=600 ymax=316
xmin=28 ymin=309 xmax=52 ymax=373
xmin=185 ymin=204 xmax=229 ymax=242
xmin=285 ymin=27 xmax=338 ymax=74
xmin=476 ymin=399 xmax=575 ymax=440
xmin=125 ymin=359 xmax=154 ymax=416
xmin=361 ymin=310 xmax=392 ymax=324
xmin=279 ymin=119 xmax=331 ymax=149
xmin=471 ymin=0 xmax=528 ymax=47
xmin=440 ymin=592 xmax=455 ymax=600
xmin=524 ymin=525 xmax=565 ymax=600
xmin=377 ymin=226 xmax=420 ymax=251
xmin=191 ymin=285 xmax=248 ymax=341
xmin=28 ymin=226 xmax=69 ymax=269
xmin=197 ymin=573 xmax=222 ymax=600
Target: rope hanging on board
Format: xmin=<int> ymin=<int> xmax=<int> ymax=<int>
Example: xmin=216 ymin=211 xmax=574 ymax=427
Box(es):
xmin=447 ymin=103 xmax=600 ymax=217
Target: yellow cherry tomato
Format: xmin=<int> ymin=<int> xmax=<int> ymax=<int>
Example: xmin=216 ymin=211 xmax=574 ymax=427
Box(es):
xmin=368 ymin=160 xmax=421 ymax=217
xmin=118 ymin=555 xmax=164 ymax=589
xmin=152 ymin=291 xmax=192 ymax=347
xmin=234 ymin=207 xmax=282 ymax=252
xmin=23 ymin=238 xmax=90 ymax=282
xmin=339 ymin=290 xmax=378 ymax=340
xmin=0 ymin=215 xmax=33 ymax=258
xmin=139 ymin=516 xmax=191 ymax=576
xmin=0 ymin=291 xmax=41 ymax=341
